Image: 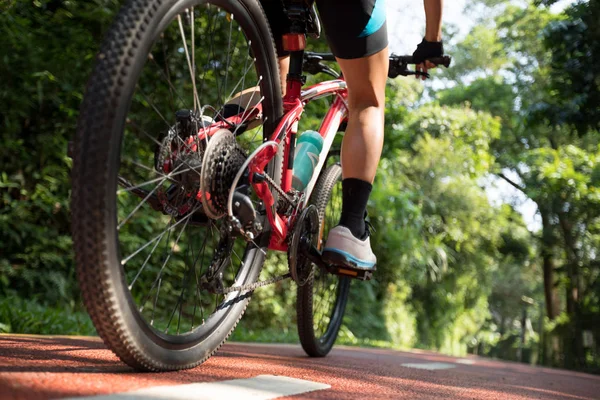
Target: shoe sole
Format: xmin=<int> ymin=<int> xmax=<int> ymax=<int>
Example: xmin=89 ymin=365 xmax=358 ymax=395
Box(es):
xmin=322 ymin=251 xmax=376 ymax=281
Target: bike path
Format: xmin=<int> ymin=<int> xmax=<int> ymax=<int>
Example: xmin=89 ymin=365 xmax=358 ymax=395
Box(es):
xmin=1 ymin=334 xmax=599 ymax=399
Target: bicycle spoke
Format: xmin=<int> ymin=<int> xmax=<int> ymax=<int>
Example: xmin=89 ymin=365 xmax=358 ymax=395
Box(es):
xmin=144 ymin=218 xmax=174 ymax=316
xmin=123 ymin=158 xmax=166 ymax=177
xmin=192 ymin=229 xmax=211 ymax=328
xmin=231 ymin=248 xmax=244 ymax=267
xmin=141 ymin=209 xmax=194 ymax=312
xmin=160 ymin=40 xmax=176 ymax=111
xmin=117 ymin=164 xmax=187 ymax=230
xmin=116 ymin=166 xmax=191 ymax=195
xmin=150 ymin=277 xmax=162 ymax=326
xmin=226 ymin=55 xmax=254 ymax=102
xmin=139 ymin=89 xmax=172 ymax=130
xmin=206 ymin=8 xmax=223 ymax=106
xmin=222 ymin=15 xmax=237 ymax=100
xmin=191 ymin=7 xmax=200 ymax=111
xmin=166 ymin=248 xmax=195 ymax=334
xmin=121 ymin=208 xmax=195 ymax=266
xmin=233 ymin=94 xmax=264 ymax=136
xmin=151 ymin=50 xmax=187 ymax=109
xmin=250 ymin=118 xmax=267 ymax=144
xmin=177 ymin=14 xmax=200 ymax=111
xmin=128 ymin=224 xmax=169 ymax=290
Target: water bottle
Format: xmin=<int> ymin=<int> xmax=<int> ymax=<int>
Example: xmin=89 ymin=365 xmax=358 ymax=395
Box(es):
xmin=292 ymin=130 xmax=324 ymax=191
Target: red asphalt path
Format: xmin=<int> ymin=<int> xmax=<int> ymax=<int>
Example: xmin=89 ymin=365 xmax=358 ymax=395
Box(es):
xmin=1 ymin=334 xmax=599 ymax=399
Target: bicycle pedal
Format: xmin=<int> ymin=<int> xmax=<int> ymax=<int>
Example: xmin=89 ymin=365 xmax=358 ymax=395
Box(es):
xmin=325 ymin=263 xmax=374 ymax=281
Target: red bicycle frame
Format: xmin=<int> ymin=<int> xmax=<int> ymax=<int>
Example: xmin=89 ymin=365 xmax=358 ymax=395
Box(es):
xmin=250 ymin=78 xmax=348 ymax=251
xmin=193 ymin=34 xmax=348 ymax=253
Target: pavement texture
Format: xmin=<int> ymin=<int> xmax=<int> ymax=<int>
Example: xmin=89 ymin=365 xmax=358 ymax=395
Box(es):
xmin=1 ymin=334 xmax=599 ymax=399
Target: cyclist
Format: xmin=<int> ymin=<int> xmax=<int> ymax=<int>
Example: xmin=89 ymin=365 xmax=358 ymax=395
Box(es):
xmin=261 ymin=0 xmax=444 ymax=273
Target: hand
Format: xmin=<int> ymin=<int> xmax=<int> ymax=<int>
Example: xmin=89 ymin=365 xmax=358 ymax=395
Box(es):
xmin=415 ymin=60 xmax=438 ymax=81
xmin=412 ymin=38 xmax=443 ymax=80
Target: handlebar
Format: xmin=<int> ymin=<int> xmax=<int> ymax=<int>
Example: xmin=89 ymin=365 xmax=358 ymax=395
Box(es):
xmin=388 ymin=55 xmax=451 ymax=78
xmin=389 ymin=55 xmax=452 ymax=68
xmin=303 ymin=52 xmax=452 ymax=79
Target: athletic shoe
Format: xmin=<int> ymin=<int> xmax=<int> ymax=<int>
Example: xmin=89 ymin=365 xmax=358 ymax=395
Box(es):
xmin=322 ymin=225 xmax=377 ymax=270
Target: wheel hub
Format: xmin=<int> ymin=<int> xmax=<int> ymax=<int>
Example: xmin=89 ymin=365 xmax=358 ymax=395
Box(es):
xmin=154 ymin=110 xmax=206 ymax=217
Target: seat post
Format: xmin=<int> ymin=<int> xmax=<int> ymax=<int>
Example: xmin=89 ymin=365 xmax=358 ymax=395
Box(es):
xmin=282 ymin=0 xmax=309 ymax=101
xmin=280 ymin=1 xmax=310 ymax=189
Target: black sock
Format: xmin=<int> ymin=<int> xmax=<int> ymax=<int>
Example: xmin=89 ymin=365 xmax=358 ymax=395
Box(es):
xmin=339 ymin=178 xmax=372 ymax=239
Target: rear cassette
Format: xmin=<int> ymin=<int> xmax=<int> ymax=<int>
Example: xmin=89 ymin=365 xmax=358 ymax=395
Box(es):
xmin=200 ymin=129 xmax=247 ymax=219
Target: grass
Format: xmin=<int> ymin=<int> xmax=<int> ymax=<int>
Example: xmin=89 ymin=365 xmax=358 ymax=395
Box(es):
xmin=0 ymin=295 xmax=405 ymax=353
xmin=0 ymin=295 xmax=96 ymax=336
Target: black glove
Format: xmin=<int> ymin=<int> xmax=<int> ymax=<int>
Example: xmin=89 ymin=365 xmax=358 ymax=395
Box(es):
xmin=412 ymin=38 xmax=444 ymax=64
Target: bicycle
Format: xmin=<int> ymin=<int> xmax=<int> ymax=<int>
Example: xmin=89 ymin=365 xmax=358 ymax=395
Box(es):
xmin=71 ymin=0 xmax=450 ymax=371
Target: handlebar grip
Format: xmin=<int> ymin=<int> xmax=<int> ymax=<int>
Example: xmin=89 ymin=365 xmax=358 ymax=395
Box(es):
xmin=396 ymin=55 xmax=451 ymax=67
xmin=428 ymin=56 xmax=451 ymax=68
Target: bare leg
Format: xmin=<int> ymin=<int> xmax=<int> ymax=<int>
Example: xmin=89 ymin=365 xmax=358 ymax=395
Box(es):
xmin=277 ymin=50 xmax=388 ymax=179
xmin=336 ymin=48 xmax=389 ymax=183
xmin=278 ymin=56 xmax=290 ymax=96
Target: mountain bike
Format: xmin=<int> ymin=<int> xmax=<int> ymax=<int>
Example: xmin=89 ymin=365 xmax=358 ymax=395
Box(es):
xmin=71 ymin=0 xmax=450 ymax=371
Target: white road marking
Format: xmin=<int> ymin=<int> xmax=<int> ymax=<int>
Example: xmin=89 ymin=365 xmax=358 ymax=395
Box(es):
xmin=455 ymin=358 xmax=475 ymax=365
xmin=64 ymin=375 xmax=330 ymax=400
xmin=401 ymin=362 xmax=456 ymax=370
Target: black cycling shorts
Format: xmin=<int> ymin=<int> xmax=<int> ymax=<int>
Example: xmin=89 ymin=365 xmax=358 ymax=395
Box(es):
xmin=260 ymin=0 xmax=388 ymax=60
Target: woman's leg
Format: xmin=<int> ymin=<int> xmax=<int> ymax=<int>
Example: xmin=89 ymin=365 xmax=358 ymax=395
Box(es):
xmin=337 ymin=48 xmax=388 ymax=184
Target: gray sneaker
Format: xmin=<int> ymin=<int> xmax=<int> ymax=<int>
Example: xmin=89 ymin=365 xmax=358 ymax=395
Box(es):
xmin=322 ymin=225 xmax=377 ymax=270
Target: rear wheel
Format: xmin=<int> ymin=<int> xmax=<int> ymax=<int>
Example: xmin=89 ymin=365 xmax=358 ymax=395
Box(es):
xmin=296 ymin=162 xmax=351 ymax=357
xmin=72 ymin=0 xmax=282 ymax=371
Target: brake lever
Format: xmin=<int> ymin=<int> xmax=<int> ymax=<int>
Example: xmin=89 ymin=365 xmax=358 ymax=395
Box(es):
xmin=388 ymin=63 xmax=431 ymax=79
xmin=405 ymin=70 xmax=431 ymax=79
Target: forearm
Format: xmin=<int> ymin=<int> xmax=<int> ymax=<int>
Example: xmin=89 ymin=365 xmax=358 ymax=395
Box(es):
xmin=423 ymin=0 xmax=443 ymax=42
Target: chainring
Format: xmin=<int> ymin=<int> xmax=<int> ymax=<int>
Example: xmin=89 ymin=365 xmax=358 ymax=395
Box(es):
xmin=289 ymin=205 xmax=320 ymax=286
xmin=200 ymin=129 xmax=247 ymax=219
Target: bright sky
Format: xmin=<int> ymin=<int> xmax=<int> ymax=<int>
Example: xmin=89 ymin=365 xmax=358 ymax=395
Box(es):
xmin=384 ymin=0 xmax=548 ymax=231
xmin=385 ymin=0 xmax=469 ymax=55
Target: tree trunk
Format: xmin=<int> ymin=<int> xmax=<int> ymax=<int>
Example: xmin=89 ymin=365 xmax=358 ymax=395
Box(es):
xmin=540 ymin=207 xmax=559 ymax=320
xmin=557 ymin=210 xmax=585 ymax=369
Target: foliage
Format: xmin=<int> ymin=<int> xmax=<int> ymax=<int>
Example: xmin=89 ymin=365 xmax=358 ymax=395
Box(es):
xmin=0 ymin=293 xmax=95 ymax=335
xmin=537 ymin=0 xmax=600 ymax=133
xmin=0 ymin=0 xmax=120 ymax=304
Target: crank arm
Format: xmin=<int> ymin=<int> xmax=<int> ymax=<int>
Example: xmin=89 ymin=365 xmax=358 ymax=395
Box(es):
xmin=300 ymin=237 xmax=329 ymax=271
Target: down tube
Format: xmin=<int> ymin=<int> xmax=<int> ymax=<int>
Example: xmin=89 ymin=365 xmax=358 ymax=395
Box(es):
xmin=303 ymin=93 xmax=348 ymax=205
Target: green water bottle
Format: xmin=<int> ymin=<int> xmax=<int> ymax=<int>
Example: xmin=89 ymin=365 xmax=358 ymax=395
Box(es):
xmin=292 ymin=130 xmax=324 ymax=191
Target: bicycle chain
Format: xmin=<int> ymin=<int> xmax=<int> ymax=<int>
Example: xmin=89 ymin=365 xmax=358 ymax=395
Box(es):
xmin=263 ymin=171 xmax=295 ymax=206
xmin=217 ymin=272 xmax=292 ymax=294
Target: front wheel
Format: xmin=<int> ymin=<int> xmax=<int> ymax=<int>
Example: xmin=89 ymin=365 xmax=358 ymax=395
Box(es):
xmin=72 ymin=0 xmax=282 ymax=371
xmin=296 ymin=163 xmax=351 ymax=357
